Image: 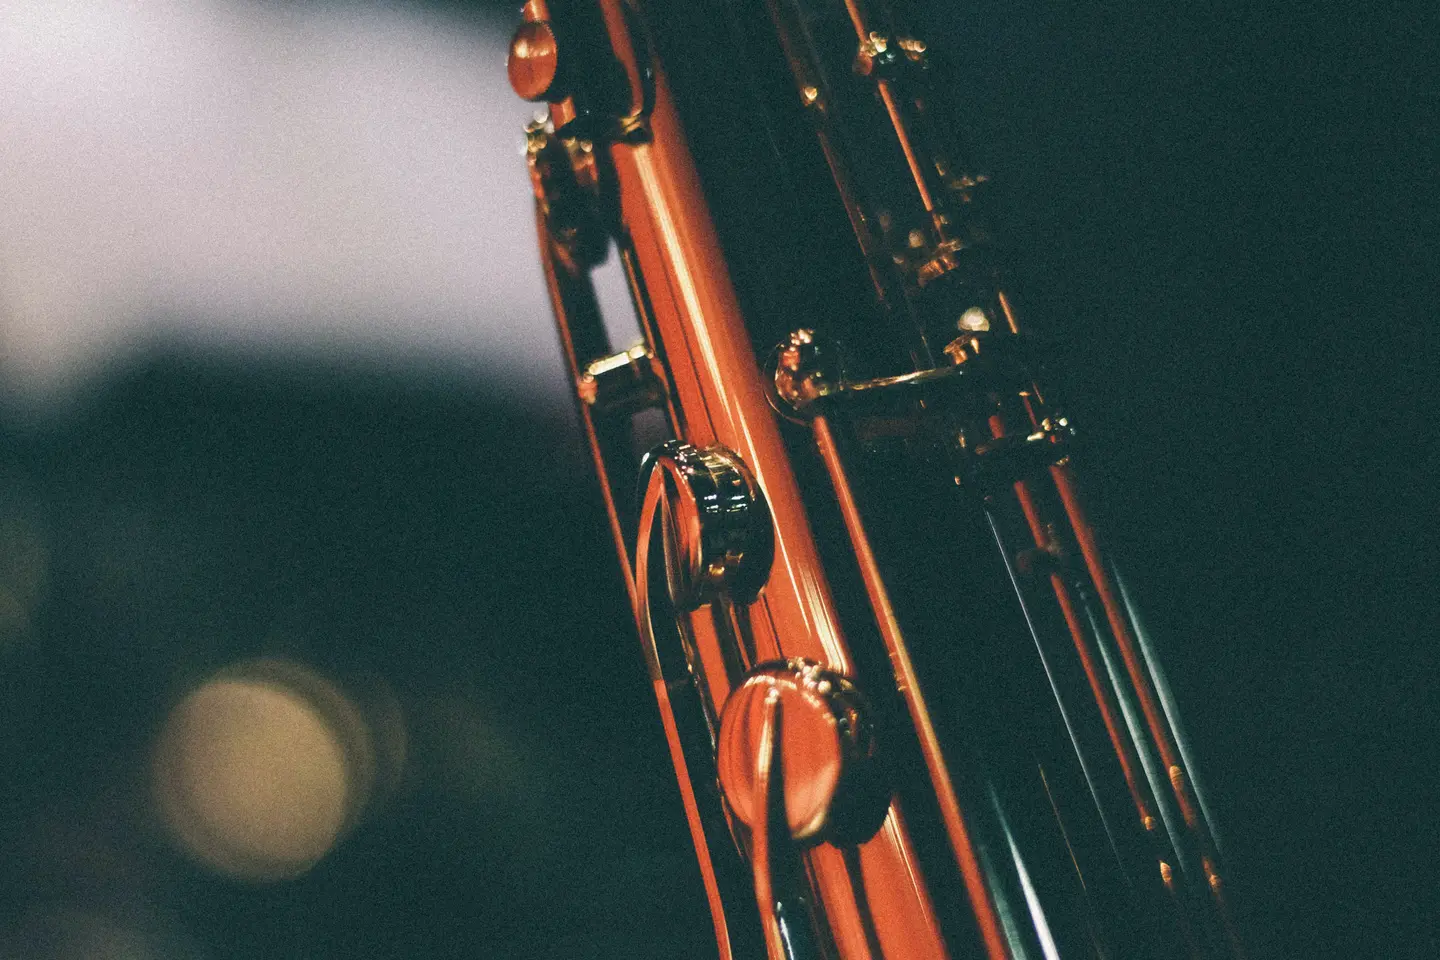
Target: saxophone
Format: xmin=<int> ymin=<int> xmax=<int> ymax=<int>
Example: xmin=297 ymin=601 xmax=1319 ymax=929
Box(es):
xmin=507 ymin=1 xmax=1244 ymax=957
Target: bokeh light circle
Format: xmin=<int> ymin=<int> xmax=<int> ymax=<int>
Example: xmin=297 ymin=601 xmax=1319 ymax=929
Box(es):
xmin=151 ymin=659 xmax=375 ymax=882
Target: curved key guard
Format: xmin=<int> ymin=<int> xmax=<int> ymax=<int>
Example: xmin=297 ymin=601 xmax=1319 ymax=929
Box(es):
xmin=717 ymin=660 xmax=887 ymax=960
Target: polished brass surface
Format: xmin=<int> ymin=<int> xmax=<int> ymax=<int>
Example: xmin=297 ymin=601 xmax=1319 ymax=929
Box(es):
xmin=717 ymin=659 xmax=880 ymax=845
xmin=511 ymin=1 xmax=1244 ymax=957
xmin=507 ymin=20 xmax=562 ymax=102
xmin=638 ymin=442 xmax=773 ymax=610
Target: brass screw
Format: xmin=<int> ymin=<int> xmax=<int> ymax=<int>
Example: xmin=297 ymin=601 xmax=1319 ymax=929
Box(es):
xmin=523 ymin=115 xmax=551 ymax=154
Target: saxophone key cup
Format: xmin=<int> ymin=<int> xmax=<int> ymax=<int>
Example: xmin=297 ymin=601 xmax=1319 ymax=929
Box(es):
xmin=717 ymin=659 xmax=887 ymax=848
xmin=638 ymin=442 xmax=774 ymax=611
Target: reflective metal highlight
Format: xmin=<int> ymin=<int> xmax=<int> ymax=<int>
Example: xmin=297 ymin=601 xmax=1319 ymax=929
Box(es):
xmin=507 ymin=1 xmax=1245 ymax=956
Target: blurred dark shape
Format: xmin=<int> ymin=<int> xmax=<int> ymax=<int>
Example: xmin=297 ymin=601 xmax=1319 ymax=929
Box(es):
xmin=0 ymin=350 xmax=715 ymax=960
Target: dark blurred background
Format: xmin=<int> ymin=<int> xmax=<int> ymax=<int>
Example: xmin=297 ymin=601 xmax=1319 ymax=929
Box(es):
xmin=0 ymin=1 xmax=1432 ymax=959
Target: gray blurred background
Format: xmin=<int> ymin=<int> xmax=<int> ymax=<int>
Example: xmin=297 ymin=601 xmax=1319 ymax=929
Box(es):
xmin=0 ymin=0 xmax=563 ymax=401
xmin=0 ymin=1 xmax=1433 ymax=959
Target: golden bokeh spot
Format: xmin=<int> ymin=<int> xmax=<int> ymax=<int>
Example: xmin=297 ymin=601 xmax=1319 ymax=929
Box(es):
xmin=151 ymin=660 xmax=374 ymax=882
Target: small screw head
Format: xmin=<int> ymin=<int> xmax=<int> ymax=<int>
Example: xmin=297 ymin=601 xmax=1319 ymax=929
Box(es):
xmin=772 ymin=330 xmax=838 ymax=415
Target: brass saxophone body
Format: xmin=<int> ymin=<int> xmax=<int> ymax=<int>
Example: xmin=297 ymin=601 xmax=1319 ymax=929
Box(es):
xmin=508 ymin=1 xmax=1243 ymax=957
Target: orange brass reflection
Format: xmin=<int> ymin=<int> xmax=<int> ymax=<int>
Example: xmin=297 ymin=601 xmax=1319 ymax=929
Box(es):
xmin=525 ymin=0 xmax=1248 ymax=946
xmin=749 ymin=693 xmax=792 ymax=960
xmin=987 ymin=415 xmax=1155 ymax=832
xmin=581 ymin=3 xmax=956 ymax=957
xmin=1050 ymin=463 xmax=1202 ymax=830
xmin=508 ymin=21 xmax=561 ymax=102
xmin=814 ymin=415 xmax=1009 ymax=960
